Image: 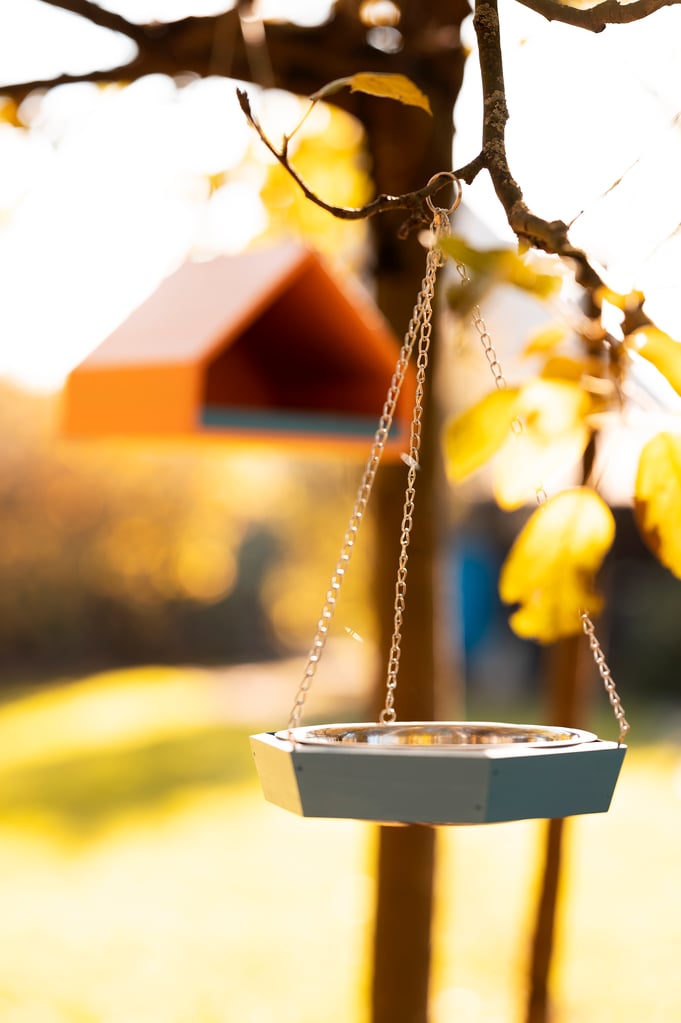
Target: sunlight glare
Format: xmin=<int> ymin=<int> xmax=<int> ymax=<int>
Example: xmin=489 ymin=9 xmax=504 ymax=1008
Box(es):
xmin=102 ymin=0 xmax=235 ymax=21
xmin=255 ymin=0 xmax=333 ymax=27
xmin=0 ymin=75 xmax=257 ymax=391
xmin=0 ymin=0 xmax=134 ymax=84
xmin=454 ymin=6 xmax=681 ymax=342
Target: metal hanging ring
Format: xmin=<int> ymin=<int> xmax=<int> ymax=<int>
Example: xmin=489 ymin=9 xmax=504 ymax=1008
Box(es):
xmin=425 ymin=172 xmax=462 ymax=215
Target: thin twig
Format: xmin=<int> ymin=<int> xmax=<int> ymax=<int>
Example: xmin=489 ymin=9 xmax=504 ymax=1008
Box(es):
xmin=237 ymin=88 xmax=485 ymax=235
xmin=473 ymin=0 xmax=606 ymax=294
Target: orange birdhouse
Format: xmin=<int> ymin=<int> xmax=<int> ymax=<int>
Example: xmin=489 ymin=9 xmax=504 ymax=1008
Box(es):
xmin=62 ymin=243 xmax=416 ymax=458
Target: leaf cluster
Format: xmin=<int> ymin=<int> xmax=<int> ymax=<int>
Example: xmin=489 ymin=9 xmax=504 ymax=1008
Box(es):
xmin=443 ymin=255 xmax=681 ymax=643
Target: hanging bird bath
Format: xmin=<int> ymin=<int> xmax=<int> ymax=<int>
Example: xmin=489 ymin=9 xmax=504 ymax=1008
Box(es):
xmin=250 ymin=723 xmax=624 ymax=825
xmin=250 ymin=175 xmax=628 ymax=826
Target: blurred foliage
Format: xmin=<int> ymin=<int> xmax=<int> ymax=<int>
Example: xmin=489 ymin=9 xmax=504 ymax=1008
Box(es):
xmin=444 ymin=387 xmax=519 ymax=484
xmin=499 ymin=489 xmax=615 ymax=642
xmin=441 ymin=235 xmax=563 ymax=316
xmin=0 ymin=85 xmax=384 ymax=681
xmin=445 ymin=379 xmax=593 ymax=512
xmin=626 ymin=324 xmax=681 ymax=397
xmin=258 ymin=98 xmax=371 ymax=260
xmin=0 ymin=381 xmax=375 ymax=678
xmin=442 ymin=241 xmax=681 ymax=643
xmin=634 ymin=432 xmax=681 ymax=577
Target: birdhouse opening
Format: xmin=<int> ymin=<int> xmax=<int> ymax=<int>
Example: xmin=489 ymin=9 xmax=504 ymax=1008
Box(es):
xmin=201 ymin=261 xmax=398 ymax=438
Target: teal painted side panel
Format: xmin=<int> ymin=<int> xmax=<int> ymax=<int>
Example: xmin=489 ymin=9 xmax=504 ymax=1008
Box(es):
xmin=484 ymin=744 xmax=626 ymax=822
xmin=291 ymin=743 xmax=492 ymax=824
xmin=249 ymin=733 xmax=626 ymax=826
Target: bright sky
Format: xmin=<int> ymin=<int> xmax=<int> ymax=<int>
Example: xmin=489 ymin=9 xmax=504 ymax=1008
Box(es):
xmin=0 ymin=0 xmax=680 ymax=391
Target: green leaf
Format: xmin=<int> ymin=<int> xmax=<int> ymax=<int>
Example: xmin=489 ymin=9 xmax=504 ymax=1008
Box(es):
xmin=499 ymin=488 xmax=615 ymax=643
xmin=310 ymin=73 xmax=432 ymax=114
xmin=634 ymin=432 xmax=681 ymax=577
xmin=444 ymin=388 xmax=519 ymax=482
xmin=626 ymin=326 xmax=681 ymax=396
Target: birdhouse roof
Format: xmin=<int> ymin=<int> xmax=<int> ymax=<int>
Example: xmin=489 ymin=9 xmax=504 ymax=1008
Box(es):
xmin=62 ymin=242 xmax=415 ymax=457
xmin=77 ymin=245 xmax=318 ymax=368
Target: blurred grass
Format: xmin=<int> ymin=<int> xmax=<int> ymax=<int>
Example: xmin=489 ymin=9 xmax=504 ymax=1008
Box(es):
xmin=0 ymin=666 xmax=680 ymax=1023
xmin=0 ymin=724 xmax=252 ymax=828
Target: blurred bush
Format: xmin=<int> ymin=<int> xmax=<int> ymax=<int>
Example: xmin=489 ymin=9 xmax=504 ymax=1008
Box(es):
xmin=0 ymin=381 xmax=375 ymax=681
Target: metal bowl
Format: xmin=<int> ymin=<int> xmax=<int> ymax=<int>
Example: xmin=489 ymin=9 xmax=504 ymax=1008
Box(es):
xmin=278 ymin=721 xmax=598 ymax=750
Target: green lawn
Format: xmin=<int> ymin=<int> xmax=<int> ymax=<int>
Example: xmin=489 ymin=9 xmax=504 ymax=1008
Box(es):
xmin=0 ymin=667 xmax=679 ymax=1023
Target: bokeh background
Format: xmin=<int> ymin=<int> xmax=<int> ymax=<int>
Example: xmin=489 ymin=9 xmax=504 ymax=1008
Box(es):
xmin=1 ymin=2 xmax=681 ymax=1022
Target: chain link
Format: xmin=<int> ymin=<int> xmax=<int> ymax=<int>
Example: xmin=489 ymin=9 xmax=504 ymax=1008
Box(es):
xmin=456 ymin=255 xmax=629 ymax=743
xmin=580 ymin=612 xmax=630 ymax=745
xmin=286 ymin=196 xmax=629 ymax=746
xmin=380 ymin=228 xmax=444 ymax=722
xmin=454 ymin=262 xmax=510 ymax=392
xmin=286 ymin=222 xmax=447 ymax=736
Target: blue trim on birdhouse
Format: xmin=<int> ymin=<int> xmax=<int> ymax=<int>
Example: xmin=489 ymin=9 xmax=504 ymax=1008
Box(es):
xmin=200 ymin=406 xmax=396 ymax=438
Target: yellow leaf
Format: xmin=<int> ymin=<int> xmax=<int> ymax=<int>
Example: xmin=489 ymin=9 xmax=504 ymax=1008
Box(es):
xmin=497 ymin=251 xmax=562 ymax=298
xmin=439 ymin=237 xmax=506 ymax=276
xmin=311 ymin=73 xmax=432 ymax=114
xmin=634 ymin=432 xmax=681 ymax=577
xmin=540 ymin=356 xmax=616 ymax=404
xmin=540 ymin=356 xmax=588 ymax=382
xmin=522 ymin=324 xmax=567 ymax=358
xmin=595 ymin=286 xmax=645 ymax=312
xmin=444 ymin=388 xmax=519 ymax=482
xmin=206 ymin=171 xmax=228 ymax=195
xmin=626 ymin=326 xmax=681 ymax=396
xmin=439 ymin=239 xmax=561 ymax=298
xmin=499 ymin=488 xmax=615 ymax=643
xmin=493 ymin=379 xmax=592 ymax=510
xmin=0 ymin=98 xmax=22 ymax=127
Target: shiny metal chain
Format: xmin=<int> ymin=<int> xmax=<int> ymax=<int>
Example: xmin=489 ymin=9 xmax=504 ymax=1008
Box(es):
xmin=456 ymin=258 xmax=629 ymax=744
xmin=286 ymin=222 xmax=448 ymax=735
xmin=380 ymin=222 xmax=448 ymax=723
xmin=454 ymin=262 xmax=510 ymax=392
xmin=580 ymin=612 xmax=630 ymax=744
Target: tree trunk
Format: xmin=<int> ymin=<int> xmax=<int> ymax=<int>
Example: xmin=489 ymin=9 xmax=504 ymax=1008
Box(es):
xmin=370 ymin=325 xmax=444 ymax=1023
xmin=524 ymin=635 xmax=587 ymax=1023
xmin=524 ymin=384 xmax=601 ymax=1023
xmin=360 ymin=5 xmax=467 ymax=1004
xmin=367 ymin=169 xmax=462 ymax=1023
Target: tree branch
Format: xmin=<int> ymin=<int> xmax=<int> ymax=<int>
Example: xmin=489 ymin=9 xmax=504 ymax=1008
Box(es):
xmin=35 ymin=0 xmax=149 ymax=43
xmin=473 ymin=0 xmax=609 ymax=294
xmin=514 ymin=0 xmax=681 ymax=33
xmin=2 ymin=66 xmax=140 ymax=98
xmin=0 ymin=0 xmax=662 ymax=338
xmin=0 ymin=7 xmax=239 ymax=103
xmin=237 ymin=87 xmax=484 ymax=235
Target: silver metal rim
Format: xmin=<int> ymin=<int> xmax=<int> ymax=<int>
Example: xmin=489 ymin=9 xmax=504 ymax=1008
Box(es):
xmin=278 ymin=721 xmax=599 ymax=750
